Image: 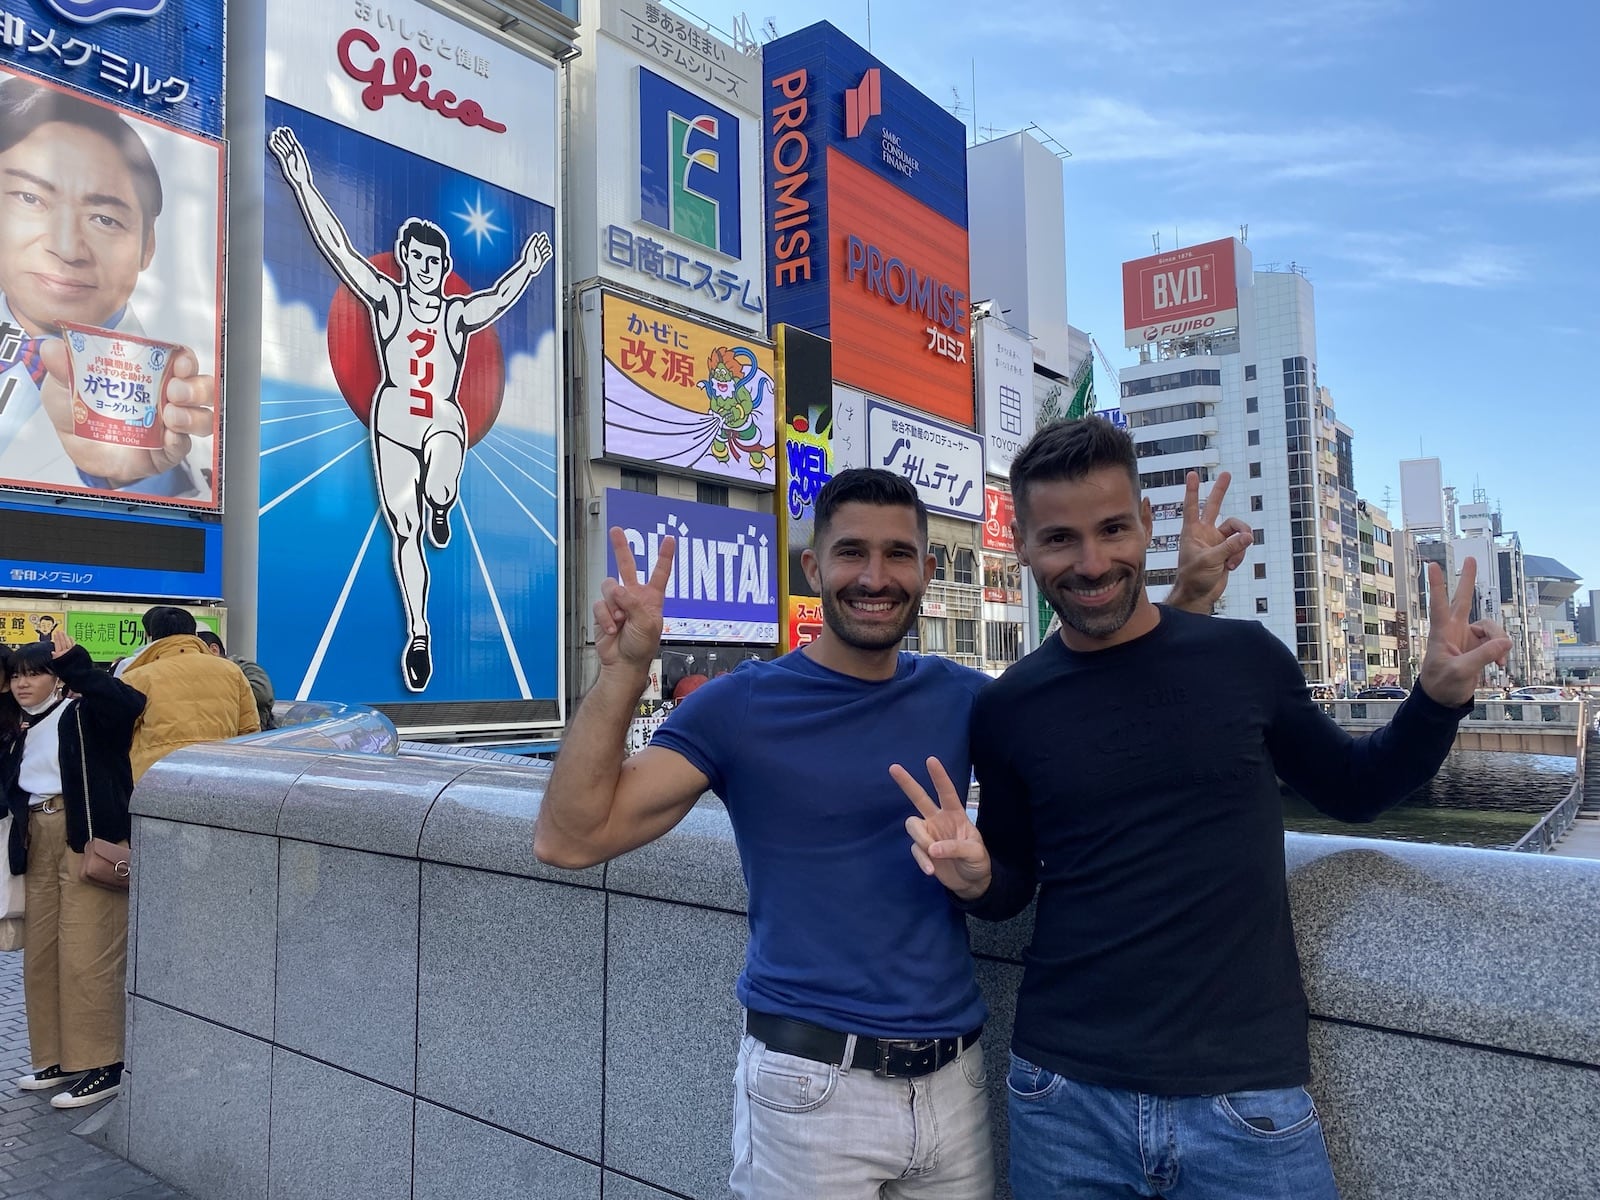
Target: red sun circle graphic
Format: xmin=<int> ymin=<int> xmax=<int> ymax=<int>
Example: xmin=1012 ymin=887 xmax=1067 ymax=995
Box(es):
xmin=325 ymin=252 xmax=506 ymax=447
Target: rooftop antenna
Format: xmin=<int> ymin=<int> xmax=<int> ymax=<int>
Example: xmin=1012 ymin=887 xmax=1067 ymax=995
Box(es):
xmin=866 ymin=0 xmax=871 ymax=49
xmin=1239 ymin=223 xmax=1249 ymax=244
xmin=1152 ymin=231 xmax=1161 ymax=252
xmin=971 ymin=58 xmax=978 ymax=147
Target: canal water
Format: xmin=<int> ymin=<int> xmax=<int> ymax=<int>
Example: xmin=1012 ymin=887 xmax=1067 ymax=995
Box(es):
xmin=1281 ymin=750 xmax=1576 ymax=849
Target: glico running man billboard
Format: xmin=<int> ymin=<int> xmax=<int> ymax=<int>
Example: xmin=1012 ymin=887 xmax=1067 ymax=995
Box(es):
xmin=763 ymin=23 xmax=974 ymax=428
xmin=260 ymin=0 xmax=561 ymax=721
xmin=0 ymin=0 xmax=225 ymax=509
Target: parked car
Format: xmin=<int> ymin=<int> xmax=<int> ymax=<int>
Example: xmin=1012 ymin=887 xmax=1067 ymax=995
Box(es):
xmin=1507 ymin=686 xmax=1563 ymax=700
xmin=1473 ymin=687 xmax=1507 ymax=701
xmin=1355 ymin=686 xmax=1408 ymax=699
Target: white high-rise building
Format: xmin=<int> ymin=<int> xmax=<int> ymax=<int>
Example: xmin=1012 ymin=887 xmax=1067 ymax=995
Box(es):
xmin=1118 ymin=239 xmax=1340 ymax=680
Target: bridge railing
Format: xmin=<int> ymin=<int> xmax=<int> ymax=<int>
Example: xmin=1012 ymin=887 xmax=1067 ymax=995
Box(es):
xmin=1319 ymin=697 xmax=1584 ymax=730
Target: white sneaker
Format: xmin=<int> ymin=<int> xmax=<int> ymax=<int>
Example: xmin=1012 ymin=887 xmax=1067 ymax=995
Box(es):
xmin=50 ymin=1063 xmax=122 ymax=1108
xmin=17 ymin=1065 xmax=79 ymax=1091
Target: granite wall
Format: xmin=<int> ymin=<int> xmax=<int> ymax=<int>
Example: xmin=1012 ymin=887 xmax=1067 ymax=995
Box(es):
xmin=98 ymin=734 xmax=1600 ymax=1200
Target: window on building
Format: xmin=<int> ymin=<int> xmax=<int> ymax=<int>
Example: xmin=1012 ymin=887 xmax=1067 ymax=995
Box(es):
xmin=953 ymin=548 xmax=977 ymax=585
xmin=1119 ymin=368 xmax=1223 ymax=399
xmin=695 ymin=481 xmax=729 ymax=506
xmin=1250 ymin=495 xmax=1264 ymax=512
xmin=1247 ymin=429 xmax=1260 ymax=446
xmin=621 ymin=468 xmax=657 ymax=494
xmin=920 ymin=617 xmax=948 ymax=653
xmin=1248 ymin=462 xmax=1262 ymax=478
xmin=1256 ymin=597 xmax=1269 ymax=614
xmin=1140 ymin=467 xmax=1211 ymax=490
xmin=1134 ymin=434 xmax=1213 ymax=458
xmin=1125 ymin=402 xmax=1213 ymax=429
xmin=1246 ymin=397 xmax=1259 ymax=414
xmin=1245 ymin=365 xmax=1257 ymax=381
xmin=1146 ymin=568 xmax=1178 ymax=586
xmin=1253 ymin=563 xmax=1267 ymax=580
xmin=1365 ymin=622 xmax=1380 ymax=636
xmin=986 ymin=621 xmax=1022 ymax=664
xmin=902 ymin=621 xmax=920 ymax=653
xmin=954 ymin=618 xmax=978 ymax=655
xmin=931 ymin=544 xmax=948 ymax=581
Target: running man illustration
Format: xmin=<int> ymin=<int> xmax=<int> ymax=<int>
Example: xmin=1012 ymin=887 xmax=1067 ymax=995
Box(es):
xmin=268 ymin=127 xmax=553 ymax=692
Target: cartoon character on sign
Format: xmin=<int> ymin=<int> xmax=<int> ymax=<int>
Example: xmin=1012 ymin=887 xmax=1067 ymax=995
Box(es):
xmin=268 ymin=126 xmax=553 ymax=692
xmin=699 ymin=346 xmax=771 ymax=470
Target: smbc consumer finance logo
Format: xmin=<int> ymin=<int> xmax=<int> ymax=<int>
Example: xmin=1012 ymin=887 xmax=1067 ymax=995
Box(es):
xmin=42 ymin=0 xmax=166 ymax=22
xmin=638 ymin=67 xmax=742 ymax=259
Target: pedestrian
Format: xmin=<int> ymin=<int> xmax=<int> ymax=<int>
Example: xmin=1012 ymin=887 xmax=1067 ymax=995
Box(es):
xmin=3 ymin=628 xmax=145 ymax=1108
xmin=119 ymin=607 xmax=259 ymax=782
xmin=196 ymin=630 xmax=277 ymax=731
xmin=894 ymin=417 xmax=1512 ymax=1200
xmin=535 ymin=466 xmax=1252 ymax=1199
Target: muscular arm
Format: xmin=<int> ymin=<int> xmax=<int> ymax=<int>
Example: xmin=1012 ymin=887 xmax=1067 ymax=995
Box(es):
xmin=269 ymin=130 xmax=390 ymax=306
xmin=460 ymin=233 xmax=552 ymax=332
xmin=534 ymin=663 xmax=709 ymax=869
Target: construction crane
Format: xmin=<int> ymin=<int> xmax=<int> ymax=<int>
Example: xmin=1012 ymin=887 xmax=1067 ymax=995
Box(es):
xmin=1088 ymin=335 xmax=1124 ymax=416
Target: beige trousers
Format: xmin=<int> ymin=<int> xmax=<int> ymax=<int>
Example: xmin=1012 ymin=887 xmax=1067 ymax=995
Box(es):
xmin=22 ymin=805 xmax=128 ymax=1071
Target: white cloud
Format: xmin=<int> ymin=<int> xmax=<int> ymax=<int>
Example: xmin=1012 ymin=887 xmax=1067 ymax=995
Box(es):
xmin=495 ymin=330 xmax=559 ymax=437
xmin=260 ymin=269 xmax=339 ymax=391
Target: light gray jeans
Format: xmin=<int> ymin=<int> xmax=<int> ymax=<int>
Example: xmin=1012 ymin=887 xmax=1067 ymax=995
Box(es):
xmin=729 ymin=1031 xmax=994 ymax=1199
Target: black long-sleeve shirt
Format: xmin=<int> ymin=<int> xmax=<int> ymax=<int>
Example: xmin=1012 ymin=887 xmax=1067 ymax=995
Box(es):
xmin=968 ymin=606 xmax=1468 ymax=1095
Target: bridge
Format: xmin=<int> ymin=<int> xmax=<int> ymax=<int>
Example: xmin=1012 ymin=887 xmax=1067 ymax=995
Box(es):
xmin=72 ymin=704 xmax=1600 ymax=1200
xmin=1324 ymin=697 xmax=1588 ymax=756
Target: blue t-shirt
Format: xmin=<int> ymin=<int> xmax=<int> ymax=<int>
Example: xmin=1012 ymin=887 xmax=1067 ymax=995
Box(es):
xmin=651 ymin=649 xmax=989 ymax=1039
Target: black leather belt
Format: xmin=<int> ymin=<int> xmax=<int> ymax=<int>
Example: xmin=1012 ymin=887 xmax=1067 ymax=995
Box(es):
xmin=746 ymin=1010 xmax=982 ymax=1079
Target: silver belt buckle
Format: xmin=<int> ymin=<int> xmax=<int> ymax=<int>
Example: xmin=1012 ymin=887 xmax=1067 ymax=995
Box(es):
xmin=874 ymin=1038 xmax=936 ymax=1078
xmin=34 ymin=800 xmax=62 ymax=815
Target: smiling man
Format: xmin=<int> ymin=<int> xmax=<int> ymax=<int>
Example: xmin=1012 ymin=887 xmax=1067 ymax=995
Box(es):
xmin=0 ymin=76 xmax=216 ymax=497
xmin=893 ymin=417 xmax=1512 ymax=1200
xmin=536 ymin=466 xmax=1250 ymax=1199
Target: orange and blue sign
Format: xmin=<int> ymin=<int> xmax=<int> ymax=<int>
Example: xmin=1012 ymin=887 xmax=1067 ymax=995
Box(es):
xmin=763 ymin=22 xmax=973 ymax=429
xmin=639 ymin=65 xmax=741 ymax=259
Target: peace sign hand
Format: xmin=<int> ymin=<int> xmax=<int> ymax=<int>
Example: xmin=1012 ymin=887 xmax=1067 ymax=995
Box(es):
xmin=890 ymin=756 xmax=991 ymax=901
xmin=1416 ymin=558 xmax=1513 ymax=707
xmin=1171 ymin=470 xmax=1253 ymax=611
xmin=594 ymin=526 xmax=675 ymax=674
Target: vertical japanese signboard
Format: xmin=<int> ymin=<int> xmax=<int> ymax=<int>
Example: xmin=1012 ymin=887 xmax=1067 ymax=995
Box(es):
xmin=0 ymin=0 xmax=224 ymax=509
xmin=259 ymin=0 xmax=562 ymax=722
xmin=598 ymin=291 xmax=775 ymax=486
xmin=775 ymin=325 xmax=831 ymax=650
xmin=576 ymin=0 xmax=765 ymax=331
xmin=977 ymin=320 xmax=1035 ymax=475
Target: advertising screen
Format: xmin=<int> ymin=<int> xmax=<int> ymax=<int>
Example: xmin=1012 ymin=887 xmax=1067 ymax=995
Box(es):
xmin=260 ymin=0 xmax=561 ymax=718
xmin=0 ymin=498 xmax=221 ymax=598
xmin=983 ymin=486 xmax=1014 ymax=552
xmin=1121 ymin=236 xmax=1240 ymax=347
xmin=0 ymin=68 xmax=223 ymax=509
xmin=775 ymin=324 xmax=830 ymax=650
xmin=605 ymin=488 xmax=777 ymax=642
xmin=867 ymin=398 xmax=983 ymax=522
xmin=599 ymin=291 xmax=775 ymax=486
xmin=582 ymin=0 xmax=766 ymax=330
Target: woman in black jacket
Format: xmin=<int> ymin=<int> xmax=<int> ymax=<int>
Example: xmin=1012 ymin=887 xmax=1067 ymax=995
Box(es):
xmin=3 ymin=630 xmax=145 ymax=1109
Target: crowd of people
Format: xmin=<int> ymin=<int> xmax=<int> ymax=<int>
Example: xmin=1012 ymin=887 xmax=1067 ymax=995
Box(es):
xmin=0 ymin=606 xmax=267 ymax=1109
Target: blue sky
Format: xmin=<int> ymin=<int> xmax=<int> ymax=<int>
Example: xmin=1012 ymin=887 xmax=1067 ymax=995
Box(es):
xmin=681 ymin=0 xmax=1600 ymax=593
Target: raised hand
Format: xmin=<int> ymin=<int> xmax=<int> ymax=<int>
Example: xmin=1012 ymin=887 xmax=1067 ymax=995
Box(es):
xmin=268 ymin=126 xmax=310 ymax=186
xmin=594 ymin=526 xmax=675 ymax=674
xmin=890 ymin=756 xmax=991 ymax=901
xmin=50 ymin=627 xmax=76 ymax=659
xmin=524 ymin=232 xmax=554 ymax=275
xmin=1417 ymin=558 xmax=1512 ymax=707
xmin=1171 ymin=470 xmax=1253 ymax=612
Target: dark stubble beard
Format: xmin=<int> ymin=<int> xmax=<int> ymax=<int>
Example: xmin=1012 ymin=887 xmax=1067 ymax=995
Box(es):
xmin=1045 ymin=562 xmax=1145 ymax=641
xmin=820 ymin=587 xmax=921 ymax=652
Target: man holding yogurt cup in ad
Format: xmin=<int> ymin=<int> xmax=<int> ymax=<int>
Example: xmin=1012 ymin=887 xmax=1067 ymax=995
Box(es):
xmin=0 ymin=74 xmax=218 ymax=503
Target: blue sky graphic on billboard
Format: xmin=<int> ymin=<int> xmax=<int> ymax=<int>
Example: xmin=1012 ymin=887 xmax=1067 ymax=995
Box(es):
xmin=604 ymin=488 xmax=777 ymax=642
xmin=0 ymin=0 xmax=223 ymax=136
xmin=638 ymin=65 xmax=741 ymax=259
xmin=259 ymin=99 xmax=558 ymax=705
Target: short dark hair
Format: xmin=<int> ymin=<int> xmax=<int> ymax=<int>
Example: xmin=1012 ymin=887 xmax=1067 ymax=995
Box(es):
xmin=1009 ymin=417 xmax=1140 ymax=526
xmin=813 ymin=468 xmax=928 ymax=547
xmin=0 ymin=77 xmax=163 ymax=238
xmin=397 ymin=218 xmax=449 ymax=257
xmin=9 ymin=641 xmax=56 ymax=677
xmin=142 ymin=605 xmax=197 ymax=640
xmin=196 ymin=630 xmax=226 ymax=654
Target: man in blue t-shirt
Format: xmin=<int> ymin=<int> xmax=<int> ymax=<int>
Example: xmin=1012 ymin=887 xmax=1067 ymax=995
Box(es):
xmin=536 ymin=467 xmax=1249 ymax=1199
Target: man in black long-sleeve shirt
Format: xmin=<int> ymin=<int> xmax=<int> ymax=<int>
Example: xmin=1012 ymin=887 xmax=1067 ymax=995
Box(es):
xmin=891 ymin=418 xmax=1511 ymax=1200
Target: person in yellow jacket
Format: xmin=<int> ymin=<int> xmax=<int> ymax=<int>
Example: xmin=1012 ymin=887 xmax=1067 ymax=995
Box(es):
xmin=120 ymin=607 xmax=260 ymax=782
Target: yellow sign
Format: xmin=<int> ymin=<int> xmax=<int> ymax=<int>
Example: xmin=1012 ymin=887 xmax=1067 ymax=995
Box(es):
xmin=0 ymin=609 xmax=65 ymax=650
xmin=601 ymin=293 xmax=777 ymax=483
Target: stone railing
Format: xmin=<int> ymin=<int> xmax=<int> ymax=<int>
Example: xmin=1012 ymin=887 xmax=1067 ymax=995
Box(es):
xmin=94 ymin=732 xmax=1600 ymax=1200
xmin=1323 ymin=697 xmax=1585 ymax=756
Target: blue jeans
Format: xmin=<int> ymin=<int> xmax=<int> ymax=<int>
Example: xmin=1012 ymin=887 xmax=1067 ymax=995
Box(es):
xmin=1007 ymin=1053 xmax=1339 ymax=1199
